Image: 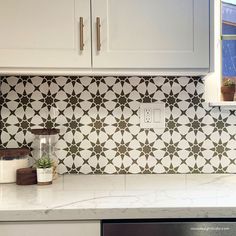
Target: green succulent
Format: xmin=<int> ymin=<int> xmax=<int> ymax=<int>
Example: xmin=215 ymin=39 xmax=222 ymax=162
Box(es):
xmin=223 ymin=79 xmax=235 ymax=87
xmin=36 ymin=157 xmax=53 ymax=169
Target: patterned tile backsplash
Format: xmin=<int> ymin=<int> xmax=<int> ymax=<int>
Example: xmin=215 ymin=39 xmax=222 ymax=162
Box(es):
xmin=1 ymin=76 xmax=236 ymax=174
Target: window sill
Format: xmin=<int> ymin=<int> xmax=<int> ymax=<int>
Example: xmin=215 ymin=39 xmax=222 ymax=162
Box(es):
xmin=209 ymin=101 xmax=236 ymax=109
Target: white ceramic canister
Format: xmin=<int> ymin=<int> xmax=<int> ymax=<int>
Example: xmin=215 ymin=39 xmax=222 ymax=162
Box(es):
xmin=0 ymin=148 xmax=30 ymax=183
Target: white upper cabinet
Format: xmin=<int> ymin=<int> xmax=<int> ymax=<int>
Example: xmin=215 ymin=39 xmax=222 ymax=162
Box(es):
xmin=0 ymin=0 xmax=91 ymax=68
xmin=0 ymin=0 xmax=209 ymax=71
xmin=92 ymin=0 xmax=209 ymax=69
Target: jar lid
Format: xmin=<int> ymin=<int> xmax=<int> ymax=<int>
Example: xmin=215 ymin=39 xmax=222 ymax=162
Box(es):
xmin=30 ymin=128 xmax=60 ymax=135
xmin=0 ymin=147 xmax=30 ymax=159
xmin=17 ymin=167 xmax=36 ymax=174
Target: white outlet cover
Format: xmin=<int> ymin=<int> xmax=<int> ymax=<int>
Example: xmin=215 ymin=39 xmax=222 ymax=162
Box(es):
xmin=140 ymin=103 xmax=165 ymax=129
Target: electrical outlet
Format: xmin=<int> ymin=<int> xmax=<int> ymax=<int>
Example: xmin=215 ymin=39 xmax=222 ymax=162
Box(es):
xmin=140 ymin=103 xmax=165 ymax=129
xmin=144 ymin=108 xmax=152 ymax=123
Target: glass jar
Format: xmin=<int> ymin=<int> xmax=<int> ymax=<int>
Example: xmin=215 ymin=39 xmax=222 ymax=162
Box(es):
xmin=31 ymin=129 xmax=59 ymax=179
xmin=0 ymin=148 xmax=30 ymax=183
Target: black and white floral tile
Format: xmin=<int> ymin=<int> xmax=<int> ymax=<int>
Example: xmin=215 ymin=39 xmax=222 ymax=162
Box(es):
xmin=1 ymin=75 xmax=236 ymax=174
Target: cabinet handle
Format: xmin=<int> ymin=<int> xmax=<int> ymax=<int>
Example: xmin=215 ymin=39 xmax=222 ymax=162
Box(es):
xmin=96 ymin=17 xmax=101 ymax=51
xmin=79 ymin=17 xmax=84 ymax=51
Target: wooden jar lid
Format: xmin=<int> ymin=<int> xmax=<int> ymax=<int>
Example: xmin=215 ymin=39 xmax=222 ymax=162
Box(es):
xmin=30 ymin=128 xmax=60 ymax=135
xmin=17 ymin=168 xmax=36 ymax=174
xmin=0 ymin=147 xmax=30 ymax=159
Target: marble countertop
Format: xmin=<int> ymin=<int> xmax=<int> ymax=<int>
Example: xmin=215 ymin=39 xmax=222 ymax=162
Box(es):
xmin=1 ymin=174 xmax=236 ymax=221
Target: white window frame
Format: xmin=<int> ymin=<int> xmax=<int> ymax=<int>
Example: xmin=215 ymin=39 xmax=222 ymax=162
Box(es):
xmin=205 ymin=0 xmax=236 ymax=105
xmin=221 ymin=0 xmax=236 ymax=81
xmin=204 ymin=0 xmax=221 ymax=103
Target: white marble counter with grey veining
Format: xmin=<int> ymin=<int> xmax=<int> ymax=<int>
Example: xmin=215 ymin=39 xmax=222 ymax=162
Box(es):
xmin=1 ymin=174 xmax=236 ymax=221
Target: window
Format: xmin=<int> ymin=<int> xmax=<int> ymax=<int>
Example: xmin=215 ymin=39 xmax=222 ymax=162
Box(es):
xmin=222 ymin=0 xmax=236 ymax=101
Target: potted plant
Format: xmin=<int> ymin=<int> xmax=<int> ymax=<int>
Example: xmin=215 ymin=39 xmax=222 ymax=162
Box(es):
xmin=221 ymin=78 xmax=236 ymax=101
xmin=36 ymin=156 xmax=53 ymax=185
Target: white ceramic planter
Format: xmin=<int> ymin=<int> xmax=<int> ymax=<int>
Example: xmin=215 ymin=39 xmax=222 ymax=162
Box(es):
xmin=36 ymin=167 xmax=53 ymax=185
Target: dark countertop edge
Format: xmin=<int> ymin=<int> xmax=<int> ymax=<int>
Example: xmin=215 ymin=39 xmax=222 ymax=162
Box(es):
xmin=1 ymin=207 xmax=236 ymax=222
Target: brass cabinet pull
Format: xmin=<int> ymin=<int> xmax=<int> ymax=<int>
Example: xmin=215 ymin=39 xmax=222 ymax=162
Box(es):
xmin=79 ymin=17 xmax=84 ymax=51
xmin=96 ymin=17 xmax=101 ymax=51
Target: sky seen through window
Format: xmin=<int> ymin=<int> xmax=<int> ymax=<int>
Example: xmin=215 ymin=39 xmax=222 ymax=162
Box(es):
xmin=223 ymin=0 xmax=236 ymax=5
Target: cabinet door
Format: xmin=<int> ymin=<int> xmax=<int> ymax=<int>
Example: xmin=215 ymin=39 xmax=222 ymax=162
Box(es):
xmin=0 ymin=221 xmax=100 ymax=236
xmin=0 ymin=0 xmax=91 ymax=68
xmin=92 ymin=0 xmax=209 ymax=69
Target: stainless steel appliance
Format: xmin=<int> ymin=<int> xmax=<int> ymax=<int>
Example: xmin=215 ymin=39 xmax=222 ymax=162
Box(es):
xmin=102 ymin=219 xmax=236 ymax=236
